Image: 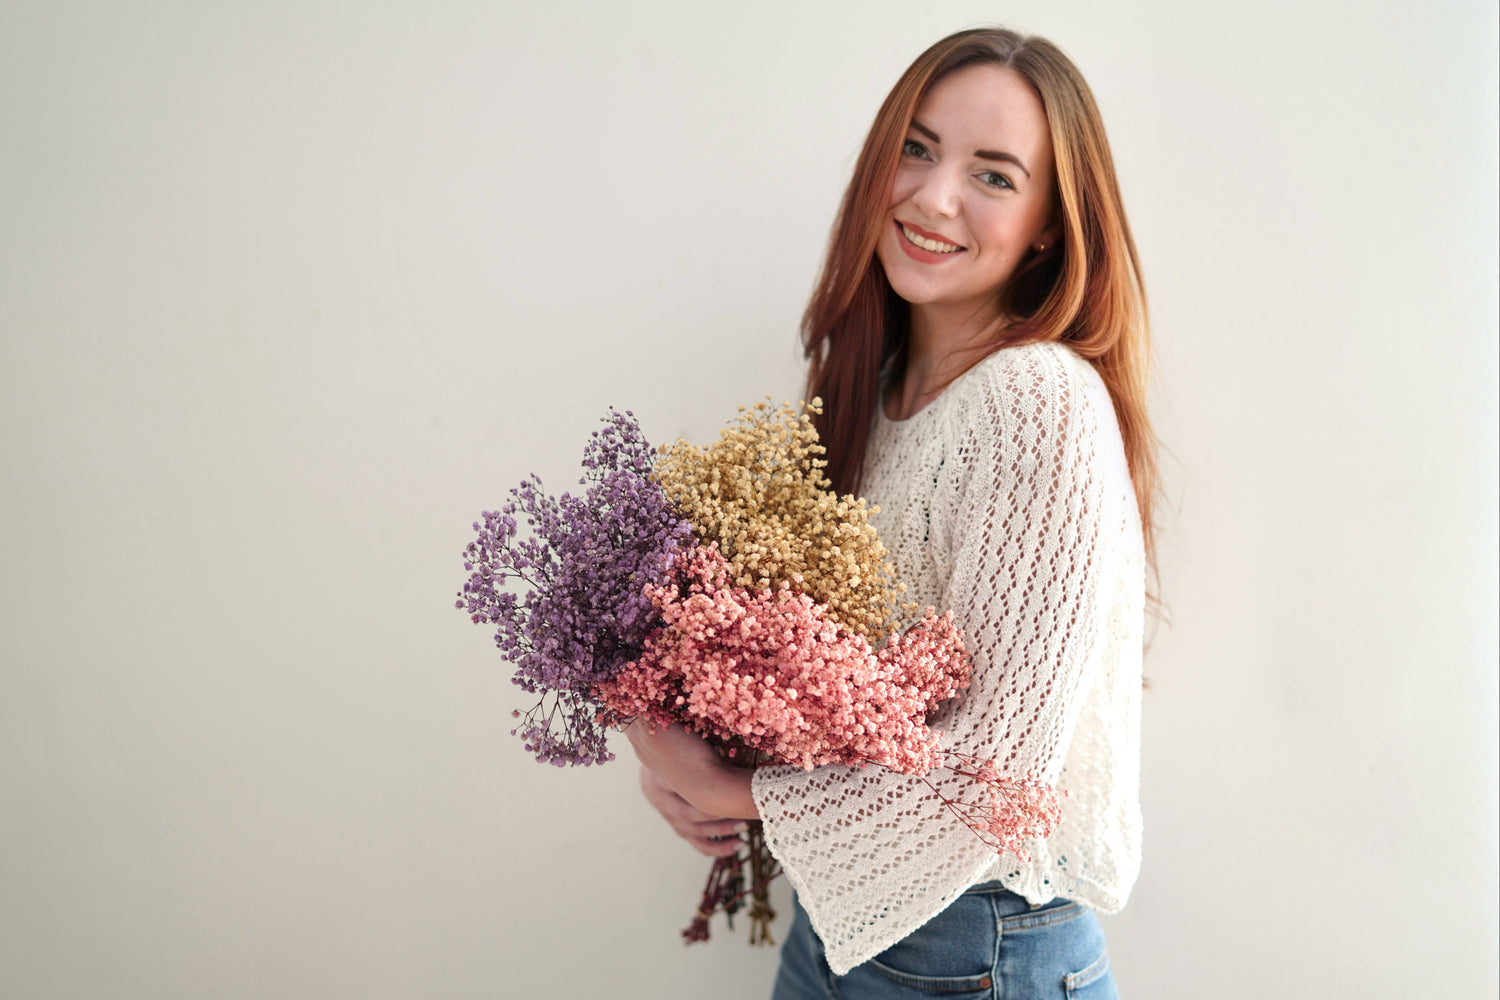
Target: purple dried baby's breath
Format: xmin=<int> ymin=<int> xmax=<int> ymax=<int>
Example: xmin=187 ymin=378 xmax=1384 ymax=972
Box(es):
xmin=457 ymin=409 xmax=692 ymax=766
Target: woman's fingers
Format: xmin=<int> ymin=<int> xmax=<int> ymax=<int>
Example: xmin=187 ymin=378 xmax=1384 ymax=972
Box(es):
xmin=688 ymin=834 xmax=746 ymax=858
xmin=639 ymin=763 xmax=716 ymax=820
xmin=639 ymin=764 xmax=749 ymax=855
xmin=675 ymin=815 xmax=749 ymax=856
xmin=655 ymin=786 xmax=744 ymax=835
xmin=693 ymin=817 xmax=748 ymax=839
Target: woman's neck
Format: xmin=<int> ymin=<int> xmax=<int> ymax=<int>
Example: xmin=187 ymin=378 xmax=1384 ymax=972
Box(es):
xmin=887 ymin=302 xmax=1008 ymax=421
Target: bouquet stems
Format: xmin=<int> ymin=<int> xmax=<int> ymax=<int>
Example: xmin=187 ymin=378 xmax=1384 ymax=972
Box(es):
xmin=744 ymin=821 xmax=779 ymax=945
xmin=682 ymin=821 xmax=782 ymax=946
xmin=681 ymin=747 xmax=782 ymax=946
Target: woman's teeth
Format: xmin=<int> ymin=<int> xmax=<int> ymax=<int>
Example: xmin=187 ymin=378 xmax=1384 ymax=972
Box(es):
xmin=901 ymin=223 xmax=962 ymax=253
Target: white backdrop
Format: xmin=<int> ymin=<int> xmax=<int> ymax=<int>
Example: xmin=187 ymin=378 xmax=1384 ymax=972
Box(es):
xmin=2 ymin=2 xmax=1496 ymax=997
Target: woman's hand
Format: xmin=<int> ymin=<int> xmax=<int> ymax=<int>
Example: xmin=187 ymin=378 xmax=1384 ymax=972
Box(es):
xmin=625 ymin=720 xmax=760 ymax=831
xmin=638 ymin=764 xmax=746 ymax=857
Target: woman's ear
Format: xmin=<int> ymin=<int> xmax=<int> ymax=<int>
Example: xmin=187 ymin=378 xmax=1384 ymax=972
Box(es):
xmin=1034 ymin=222 xmax=1063 ymax=254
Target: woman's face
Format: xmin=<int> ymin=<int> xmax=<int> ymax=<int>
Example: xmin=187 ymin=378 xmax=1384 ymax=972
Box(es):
xmin=875 ymin=63 xmax=1059 ymax=325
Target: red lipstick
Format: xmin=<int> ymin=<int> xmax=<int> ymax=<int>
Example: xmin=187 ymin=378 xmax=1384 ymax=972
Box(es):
xmin=894 ymin=220 xmax=966 ymax=264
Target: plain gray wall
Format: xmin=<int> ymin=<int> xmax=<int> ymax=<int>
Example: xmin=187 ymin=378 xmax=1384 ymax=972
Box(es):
xmin=2 ymin=1 xmax=1496 ymax=997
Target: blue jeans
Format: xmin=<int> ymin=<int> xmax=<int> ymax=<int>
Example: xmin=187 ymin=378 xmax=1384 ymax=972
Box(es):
xmin=770 ymin=882 xmax=1118 ymax=999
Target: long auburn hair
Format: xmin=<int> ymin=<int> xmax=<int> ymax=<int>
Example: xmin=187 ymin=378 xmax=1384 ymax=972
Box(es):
xmin=803 ymin=27 xmax=1160 ymax=585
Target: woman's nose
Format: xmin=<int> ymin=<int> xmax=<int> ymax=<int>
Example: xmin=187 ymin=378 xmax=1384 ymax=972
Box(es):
xmin=911 ymin=166 xmax=962 ymax=219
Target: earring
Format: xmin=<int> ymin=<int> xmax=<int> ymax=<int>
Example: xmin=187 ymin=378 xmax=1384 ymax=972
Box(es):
xmin=1037 ymin=243 xmax=1047 ymax=251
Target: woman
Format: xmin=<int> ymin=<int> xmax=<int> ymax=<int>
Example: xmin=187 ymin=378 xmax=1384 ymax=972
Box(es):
xmin=628 ymin=27 xmax=1155 ymax=998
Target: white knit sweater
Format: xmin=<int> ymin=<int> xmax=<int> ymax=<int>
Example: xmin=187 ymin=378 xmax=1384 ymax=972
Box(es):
xmin=751 ymin=340 xmax=1144 ymax=975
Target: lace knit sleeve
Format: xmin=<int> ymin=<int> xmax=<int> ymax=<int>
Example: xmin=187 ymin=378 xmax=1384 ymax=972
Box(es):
xmin=750 ymin=343 xmax=1115 ymax=975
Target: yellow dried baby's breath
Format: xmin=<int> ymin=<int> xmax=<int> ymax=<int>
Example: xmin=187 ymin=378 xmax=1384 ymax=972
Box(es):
xmin=655 ymin=398 xmax=904 ymax=640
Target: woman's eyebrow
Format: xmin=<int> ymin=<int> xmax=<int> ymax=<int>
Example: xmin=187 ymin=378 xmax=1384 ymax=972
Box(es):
xmin=911 ymin=119 xmax=942 ymax=145
xmin=975 ymin=149 xmax=1030 ymax=178
xmin=909 ymin=119 xmax=1032 ymax=179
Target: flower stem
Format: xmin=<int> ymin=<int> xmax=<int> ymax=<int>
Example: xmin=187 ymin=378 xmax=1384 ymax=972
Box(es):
xmin=680 ymin=822 xmax=783 ymax=946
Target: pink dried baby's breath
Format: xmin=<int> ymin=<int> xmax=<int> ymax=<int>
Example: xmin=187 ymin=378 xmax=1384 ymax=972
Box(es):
xmin=932 ymin=750 xmax=1068 ymax=861
xmin=597 ymin=545 xmax=969 ymax=776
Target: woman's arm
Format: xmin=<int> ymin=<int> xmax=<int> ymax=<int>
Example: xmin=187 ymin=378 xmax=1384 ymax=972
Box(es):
xmin=749 ymin=345 xmax=1122 ymax=974
xmin=627 ymin=721 xmax=761 ymax=835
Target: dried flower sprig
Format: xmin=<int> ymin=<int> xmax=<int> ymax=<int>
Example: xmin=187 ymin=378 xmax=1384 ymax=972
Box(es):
xmin=921 ymin=752 xmax=1067 ymax=862
xmin=456 ymin=409 xmax=693 ymax=766
xmin=653 ymin=399 xmax=908 ymax=641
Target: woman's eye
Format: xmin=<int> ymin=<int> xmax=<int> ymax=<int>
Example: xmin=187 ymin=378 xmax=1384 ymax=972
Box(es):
xmin=902 ymin=139 xmax=930 ymax=159
xmin=979 ymin=171 xmax=1014 ymax=191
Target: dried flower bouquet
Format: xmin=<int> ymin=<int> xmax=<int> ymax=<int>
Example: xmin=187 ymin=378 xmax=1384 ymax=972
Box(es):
xmin=457 ymin=400 xmax=1062 ymax=946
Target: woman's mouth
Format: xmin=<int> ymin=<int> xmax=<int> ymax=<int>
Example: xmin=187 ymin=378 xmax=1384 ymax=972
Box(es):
xmin=895 ymin=221 xmax=966 ymax=261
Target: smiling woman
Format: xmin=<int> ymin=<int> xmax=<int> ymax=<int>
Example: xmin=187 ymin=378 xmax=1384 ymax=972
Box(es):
xmin=626 ymin=26 xmax=1155 ymax=1000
